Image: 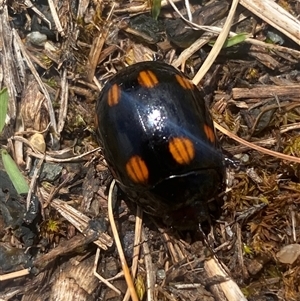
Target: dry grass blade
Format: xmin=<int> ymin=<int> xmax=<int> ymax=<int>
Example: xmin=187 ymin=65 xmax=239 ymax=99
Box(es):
xmin=123 ymin=206 xmax=143 ymax=301
xmin=240 ymin=0 xmax=300 ymax=45
xmin=87 ymin=4 xmax=115 ymax=83
xmin=24 ymin=0 xmax=52 ymax=29
xmin=167 ymin=0 xmax=225 ymax=34
xmin=48 ymin=0 xmax=65 ymax=36
xmin=192 ymin=0 xmax=239 ymax=85
xmin=26 ymin=158 xmax=44 ymax=210
xmin=12 ymin=29 xmax=58 ymax=135
xmin=0 ymin=6 xmax=19 ymax=126
xmin=172 ymin=24 xmax=300 ymax=68
xmin=215 ymin=122 xmax=300 ymax=164
xmin=172 ymin=36 xmax=211 ymax=68
xmin=57 ymin=68 xmax=69 ymax=135
xmin=244 ymin=38 xmax=300 ymax=58
xmin=108 ymin=180 xmax=139 ymax=301
xmin=24 ymin=146 xmax=100 ymax=163
xmin=141 ymin=229 xmax=155 ymax=301
xmin=77 ymin=0 xmax=90 ymax=18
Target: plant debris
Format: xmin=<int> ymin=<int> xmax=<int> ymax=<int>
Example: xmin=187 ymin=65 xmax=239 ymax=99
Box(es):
xmin=0 ymin=0 xmax=300 ymax=300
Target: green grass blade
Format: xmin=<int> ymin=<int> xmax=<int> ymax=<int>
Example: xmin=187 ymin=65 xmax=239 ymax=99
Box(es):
xmin=0 ymin=87 xmax=9 ymax=134
xmin=151 ymin=0 xmax=161 ymax=20
xmin=209 ymin=33 xmax=247 ymax=48
xmin=1 ymin=149 xmax=29 ymax=194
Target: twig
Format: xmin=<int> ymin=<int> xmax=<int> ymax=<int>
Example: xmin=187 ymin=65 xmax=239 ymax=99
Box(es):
xmin=204 ymin=256 xmax=247 ymax=301
xmin=232 ymin=85 xmax=300 ymax=99
xmin=0 ymin=269 xmax=30 ymax=282
xmin=114 ymin=0 xmax=182 ymax=14
xmin=51 ymin=199 xmax=113 ymax=250
xmin=93 ymin=248 xmax=122 ymax=295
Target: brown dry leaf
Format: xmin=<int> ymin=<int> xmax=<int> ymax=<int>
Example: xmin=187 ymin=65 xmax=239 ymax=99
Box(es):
xmin=28 ymin=133 xmax=46 ymax=153
xmin=20 ymin=80 xmax=50 ymax=132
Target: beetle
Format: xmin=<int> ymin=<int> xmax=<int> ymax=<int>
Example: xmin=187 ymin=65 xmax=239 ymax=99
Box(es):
xmin=95 ymin=61 xmax=225 ymax=229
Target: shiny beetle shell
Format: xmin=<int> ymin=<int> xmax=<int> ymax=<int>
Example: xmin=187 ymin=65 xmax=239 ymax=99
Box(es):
xmin=96 ymin=61 xmax=225 ymax=229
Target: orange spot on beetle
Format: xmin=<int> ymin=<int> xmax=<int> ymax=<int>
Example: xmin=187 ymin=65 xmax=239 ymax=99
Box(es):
xmin=203 ymin=124 xmax=216 ymax=143
xmin=108 ymin=84 xmax=121 ymax=106
xmin=126 ymin=155 xmax=149 ymax=184
xmin=175 ymin=74 xmax=194 ymax=90
xmin=169 ymin=137 xmax=195 ymax=165
xmin=138 ymin=70 xmax=159 ymax=88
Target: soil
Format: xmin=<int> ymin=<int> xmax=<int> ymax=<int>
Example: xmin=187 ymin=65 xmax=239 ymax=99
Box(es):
xmin=0 ymin=0 xmax=300 ymax=300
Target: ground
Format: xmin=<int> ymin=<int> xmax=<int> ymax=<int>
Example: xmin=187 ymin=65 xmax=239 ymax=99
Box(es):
xmin=0 ymin=0 xmax=300 ymax=300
